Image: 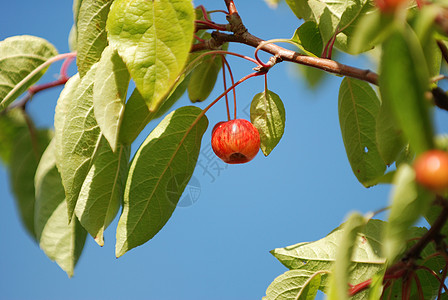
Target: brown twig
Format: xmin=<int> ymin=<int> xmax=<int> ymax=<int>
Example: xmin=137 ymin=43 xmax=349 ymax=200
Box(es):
xmin=193 ymin=1 xmax=379 ymax=85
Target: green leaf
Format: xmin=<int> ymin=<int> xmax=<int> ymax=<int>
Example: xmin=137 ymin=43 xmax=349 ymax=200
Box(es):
xmin=327 ymin=212 xmax=365 ymax=300
xmin=286 ymin=0 xmax=370 ymax=49
xmin=76 ymin=0 xmax=113 ymax=77
xmin=54 ymin=74 xmax=81 ymax=164
xmin=379 ymin=28 xmax=434 ymax=155
xmin=0 ymin=109 xmax=28 ymax=165
xmin=9 ymin=128 xmax=52 ymax=240
xmin=119 ymin=72 xmax=191 ymax=146
xmin=106 ymin=0 xmax=195 ymax=111
xmin=56 ymin=64 xmax=101 ymax=222
xmin=93 ymin=45 xmax=130 ymax=152
xmin=263 ymin=270 xmax=323 ymax=300
xmin=290 ymin=21 xmax=323 ymax=57
xmin=334 ymin=0 xmax=376 ymax=54
xmin=75 ymin=140 xmax=130 ymax=246
xmin=350 ymin=10 xmax=395 ymax=54
xmin=338 ymin=77 xmax=386 ymax=187
xmin=187 ymin=52 xmax=225 ymax=103
xmin=250 ymin=90 xmax=286 ymax=156
xmin=413 ymin=5 xmax=442 ymax=78
xmin=271 ymin=219 xmax=386 ymax=289
xmin=382 ymin=164 xmax=433 ymax=264
xmin=375 ymin=97 xmax=405 ymax=165
xmin=0 ymin=35 xmax=58 ymax=111
xmin=116 ymin=106 xmax=208 ymax=257
xmin=34 ymin=140 xmax=87 ymax=277
xmin=368 ymin=271 xmax=385 ymax=300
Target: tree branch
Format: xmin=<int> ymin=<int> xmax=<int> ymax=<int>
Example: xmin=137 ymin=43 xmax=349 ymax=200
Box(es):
xmin=198 ymin=1 xmax=379 ymax=85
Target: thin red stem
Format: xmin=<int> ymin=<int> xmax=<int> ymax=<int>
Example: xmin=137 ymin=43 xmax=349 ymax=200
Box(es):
xmin=221 ymin=56 xmax=231 ymax=121
xmin=348 ymin=279 xmax=372 ymax=296
xmin=194 ymin=34 xmax=205 ymax=42
xmin=195 ymin=20 xmax=227 ymax=31
xmin=417 ymin=265 xmax=448 ymax=293
xmin=412 ymin=273 xmax=424 ymax=300
xmin=202 ymin=71 xmax=265 ymax=116
xmin=221 ymin=57 xmax=237 ymax=119
xmin=198 ymin=5 xmax=213 ymax=23
xmin=208 ymin=10 xmax=229 ymax=14
xmin=254 ymin=46 xmax=270 ymax=69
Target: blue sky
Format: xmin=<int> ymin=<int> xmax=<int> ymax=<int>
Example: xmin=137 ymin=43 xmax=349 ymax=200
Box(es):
xmin=0 ymin=1 xmax=447 ymax=300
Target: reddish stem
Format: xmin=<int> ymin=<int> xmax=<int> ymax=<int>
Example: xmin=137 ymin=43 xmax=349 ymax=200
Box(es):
xmin=221 ymin=56 xmax=231 ymax=121
xmin=224 ymin=0 xmax=238 ymax=15
xmin=348 ymin=279 xmax=372 ymax=296
xmin=221 ymin=57 xmax=237 ymax=119
xmin=194 ymin=34 xmax=205 ymax=42
xmin=202 ymin=71 xmax=265 ymax=116
xmin=412 ymin=273 xmax=424 ymax=300
xmin=195 ymin=20 xmax=227 ymax=31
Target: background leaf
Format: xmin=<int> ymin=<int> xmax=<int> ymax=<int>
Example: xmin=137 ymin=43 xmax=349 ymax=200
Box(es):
xmin=0 ymin=109 xmax=28 ymax=165
xmin=9 ymin=127 xmax=52 ymax=240
xmin=0 ymin=35 xmax=58 ymax=110
xmin=76 ymin=0 xmax=112 ymax=77
xmin=106 ymin=0 xmax=195 ymax=110
xmin=375 ymin=98 xmax=405 ymax=165
xmin=250 ymin=90 xmax=286 ymax=156
xmin=75 ymin=140 xmax=130 ymax=246
xmin=116 ymin=106 xmax=208 ymax=257
xmin=338 ymin=77 xmax=386 ymax=186
xmin=379 ymin=28 xmax=434 ymax=155
xmin=34 ymin=140 xmax=87 ymax=277
xmin=187 ymin=51 xmax=226 ymax=103
xmin=382 ymin=164 xmax=433 ymax=264
xmin=93 ymin=45 xmax=130 ymax=152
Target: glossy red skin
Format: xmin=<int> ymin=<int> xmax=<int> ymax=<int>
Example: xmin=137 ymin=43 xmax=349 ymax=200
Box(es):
xmin=211 ymin=119 xmax=260 ymax=164
xmin=414 ymin=150 xmax=448 ymax=193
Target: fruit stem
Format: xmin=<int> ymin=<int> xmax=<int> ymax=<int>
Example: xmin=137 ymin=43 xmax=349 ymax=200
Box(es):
xmin=221 ymin=56 xmax=237 ymax=119
xmin=221 ymin=56 xmax=231 ymax=121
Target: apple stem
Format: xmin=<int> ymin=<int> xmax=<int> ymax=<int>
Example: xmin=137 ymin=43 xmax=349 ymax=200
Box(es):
xmin=202 ymin=71 xmax=265 ymax=117
xmin=264 ymin=73 xmax=268 ymax=93
xmin=221 ymin=56 xmax=237 ymax=119
xmin=221 ymin=56 xmax=231 ymax=121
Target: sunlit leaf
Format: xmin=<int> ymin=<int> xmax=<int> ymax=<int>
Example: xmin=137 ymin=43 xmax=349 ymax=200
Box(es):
xmin=327 ymin=212 xmax=365 ymax=300
xmin=250 ymin=90 xmax=286 ymax=156
xmin=263 ymin=270 xmax=323 ymax=300
xmin=93 ymin=45 xmax=130 ymax=152
xmin=338 ymin=77 xmax=386 ymax=187
xmin=76 ymin=0 xmax=113 ymax=77
xmin=106 ymin=0 xmax=195 ymax=110
xmin=290 ymin=21 xmax=323 ymax=57
xmin=56 ymin=64 xmax=101 ymax=222
xmin=75 ymin=140 xmax=130 ymax=246
xmin=116 ymin=106 xmax=208 ymax=257
xmin=54 ymin=74 xmax=81 ymax=164
xmin=34 ymin=140 xmax=87 ymax=277
xmin=0 ymin=35 xmax=58 ymax=111
xmin=271 ymin=219 xmax=386 ymax=292
xmin=350 ymin=10 xmax=395 ymax=54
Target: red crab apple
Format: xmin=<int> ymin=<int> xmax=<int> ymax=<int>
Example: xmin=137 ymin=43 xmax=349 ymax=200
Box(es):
xmin=414 ymin=149 xmax=448 ymax=193
xmin=211 ymin=119 xmax=260 ymax=164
